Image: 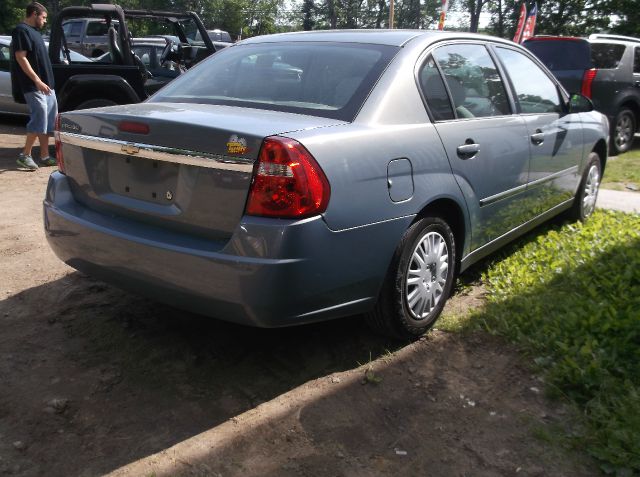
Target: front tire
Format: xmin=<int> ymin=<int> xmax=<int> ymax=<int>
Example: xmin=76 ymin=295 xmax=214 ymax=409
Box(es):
xmin=569 ymin=152 xmax=601 ymax=222
xmin=366 ymin=217 xmax=456 ymax=340
xmin=611 ymin=108 xmax=636 ymax=155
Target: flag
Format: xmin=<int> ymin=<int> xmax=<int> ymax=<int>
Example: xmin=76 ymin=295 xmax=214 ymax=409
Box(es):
xmin=521 ymin=2 xmax=538 ymax=43
xmin=512 ymin=3 xmax=527 ymax=43
xmin=438 ymin=0 xmax=449 ymax=30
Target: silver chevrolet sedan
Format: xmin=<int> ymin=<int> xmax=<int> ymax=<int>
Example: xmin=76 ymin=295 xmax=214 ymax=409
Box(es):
xmin=45 ymin=30 xmax=609 ymax=339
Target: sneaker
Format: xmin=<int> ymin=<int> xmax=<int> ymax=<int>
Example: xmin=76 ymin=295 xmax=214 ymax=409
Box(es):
xmin=39 ymin=156 xmax=57 ymax=167
xmin=17 ymin=153 xmax=38 ymax=171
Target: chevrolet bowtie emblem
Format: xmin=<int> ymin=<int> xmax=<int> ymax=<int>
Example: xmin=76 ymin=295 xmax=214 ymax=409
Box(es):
xmin=121 ymin=143 xmax=140 ymax=155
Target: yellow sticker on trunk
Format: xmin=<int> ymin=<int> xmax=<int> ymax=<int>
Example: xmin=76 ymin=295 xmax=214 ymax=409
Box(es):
xmin=227 ymin=135 xmax=248 ymax=154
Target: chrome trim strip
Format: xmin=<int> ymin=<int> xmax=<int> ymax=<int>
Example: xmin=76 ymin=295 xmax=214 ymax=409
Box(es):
xmin=479 ymin=166 xmax=578 ymax=207
xmin=527 ymin=165 xmax=578 ymax=189
xmin=59 ymin=132 xmax=254 ymax=173
xmin=480 ymin=183 xmax=527 ymax=207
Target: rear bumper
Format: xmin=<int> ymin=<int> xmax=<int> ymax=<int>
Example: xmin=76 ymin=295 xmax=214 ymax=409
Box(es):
xmin=44 ymin=172 xmax=411 ymax=327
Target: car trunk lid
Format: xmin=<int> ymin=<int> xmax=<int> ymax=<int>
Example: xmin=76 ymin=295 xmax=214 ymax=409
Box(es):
xmin=57 ymin=103 xmax=345 ymax=240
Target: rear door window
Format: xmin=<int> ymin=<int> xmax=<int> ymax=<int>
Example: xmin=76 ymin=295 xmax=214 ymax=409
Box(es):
xmin=634 ymin=47 xmax=640 ymax=74
xmin=0 ymin=44 xmax=10 ymax=72
xmin=496 ymin=47 xmax=561 ymax=114
xmin=430 ymin=43 xmax=511 ymax=118
xmin=591 ymin=43 xmax=626 ymax=69
xmin=418 ymin=55 xmax=455 ymax=121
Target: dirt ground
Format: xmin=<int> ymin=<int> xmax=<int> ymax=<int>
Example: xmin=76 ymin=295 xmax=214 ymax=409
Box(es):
xmin=0 ymin=118 xmax=602 ymax=477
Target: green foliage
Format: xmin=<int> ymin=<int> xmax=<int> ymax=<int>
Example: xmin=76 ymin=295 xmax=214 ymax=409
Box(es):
xmin=0 ymin=0 xmax=286 ymax=39
xmin=0 ymin=0 xmax=25 ymax=35
xmin=608 ymin=0 xmax=640 ymax=36
xmin=601 ymin=150 xmax=640 ymax=192
xmin=485 ymin=0 xmax=619 ymax=38
xmin=468 ymin=211 xmax=640 ymax=474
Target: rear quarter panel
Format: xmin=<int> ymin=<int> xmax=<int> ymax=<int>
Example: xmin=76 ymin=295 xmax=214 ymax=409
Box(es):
xmin=292 ymin=123 xmax=462 ymax=232
xmin=578 ymin=110 xmax=610 ymax=166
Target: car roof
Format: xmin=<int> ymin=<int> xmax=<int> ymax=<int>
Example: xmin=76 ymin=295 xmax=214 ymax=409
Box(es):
xmin=524 ymin=35 xmax=588 ymax=43
xmin=131 ymin=37 xmax=168 ymax=44
xmin=238 ymin=29 xmax=511 ymax=48
xmin=588 ymin=33 xmax=640 ymax=45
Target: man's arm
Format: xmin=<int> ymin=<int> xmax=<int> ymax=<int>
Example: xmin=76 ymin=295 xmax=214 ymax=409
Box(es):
xmin=14 ymin=50 xmax=51 ymax=95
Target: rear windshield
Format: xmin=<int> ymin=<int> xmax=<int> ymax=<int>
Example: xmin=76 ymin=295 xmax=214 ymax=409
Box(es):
xmin=523 ymin=39 xmax=592 ymax=70
xmin=86 ymin=21 xmax=110 ymax=36
xmin=208 ymin=31 xmax=231 ymax=42
xmin=591 ymin=43 xmax=626 ymax=69
xmin=150 ymin=42 xmax=398 ymax=121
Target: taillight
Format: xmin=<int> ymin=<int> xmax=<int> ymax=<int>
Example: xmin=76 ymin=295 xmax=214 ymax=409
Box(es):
xmin=245 ymin=137 xmax=330 ymax=219
xmin=581 ymin=68 xmax=598 ymax=99
xmin=54 ymin=114 xmax=65 ymax=174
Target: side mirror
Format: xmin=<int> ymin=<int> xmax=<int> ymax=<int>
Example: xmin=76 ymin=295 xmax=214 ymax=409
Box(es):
xmin=568 ymin=93 xmax=595 ymax=113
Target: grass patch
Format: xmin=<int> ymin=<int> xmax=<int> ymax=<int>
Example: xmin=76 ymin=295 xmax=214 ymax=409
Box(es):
xmin=460 ymin=210 xmax=640 ymax=475
xmin=602 ymin=150 xmax=640 ymax=191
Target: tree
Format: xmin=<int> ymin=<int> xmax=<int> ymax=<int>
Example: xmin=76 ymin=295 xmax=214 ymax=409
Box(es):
xmin=466 ymin=0 xmax=489 ymax=32
xmin=610 ymin=0 xmax=640 ymax=36
xmin=302 ymin=0 xmax=316 ymax=29
xmin=486 ymin=0 xmax=619 ymax=40
xmin=1 ymin=0 xmax=26 ymax=35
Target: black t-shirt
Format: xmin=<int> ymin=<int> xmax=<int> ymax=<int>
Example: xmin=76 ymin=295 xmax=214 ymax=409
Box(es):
xmin=11 ymin=22 xmax=55 ymax=95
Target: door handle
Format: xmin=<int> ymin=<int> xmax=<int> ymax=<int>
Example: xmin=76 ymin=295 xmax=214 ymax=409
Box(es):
xmin=530 ymin=129 xmax=545 ymax=145
xmin=456 ymin=140 xmax=480 ymax=159
xmin=634 ymin=80 xmax=640 ymax=88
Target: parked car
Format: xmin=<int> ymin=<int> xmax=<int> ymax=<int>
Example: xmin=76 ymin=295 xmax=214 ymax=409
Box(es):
xmin=61 ymin=17 xmax=120 ymax=58
xmin=46 ymin=30 xmax=609 ymax=339
xmin=524 ymin=34 xmax=640 ymax=155
xmin=193 ymin=28 xmax=233 ymax=51
xmin=205 ymin=29 xmax=232 ymax=43
xmin=0 ymin=36 xmax=91 ymax=116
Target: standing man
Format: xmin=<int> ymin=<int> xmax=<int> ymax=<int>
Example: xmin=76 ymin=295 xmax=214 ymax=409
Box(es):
xmin=11 ymin=2 xmax=57 ymax=171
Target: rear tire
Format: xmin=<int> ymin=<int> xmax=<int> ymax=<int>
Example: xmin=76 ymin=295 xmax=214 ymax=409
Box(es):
xmin=610 ymin=108 xmax=636 ymax=155
xmin=569 ymin=152 xmax=601 ymax=222
xmin=366 ymin=217 xmax=456 ymax=340
xmin=74 ymin=98 xmax=118 ymax=110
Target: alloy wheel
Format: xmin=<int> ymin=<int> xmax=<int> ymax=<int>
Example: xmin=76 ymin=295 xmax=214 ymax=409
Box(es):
xmin=582 ymin=164 xmax=600 ymax=217
xmin=615 ymin=113 xmax=633 ymax=152
xmin=405 ymin=231 xmax=449 ymax=320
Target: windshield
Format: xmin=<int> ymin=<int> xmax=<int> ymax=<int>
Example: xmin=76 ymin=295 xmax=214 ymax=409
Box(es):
xmin=149 ymin=42 xmax=398 ymax=121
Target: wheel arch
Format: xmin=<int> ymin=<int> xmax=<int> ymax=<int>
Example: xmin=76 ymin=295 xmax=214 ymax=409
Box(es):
xmin=57 ymin=75 xmax=141 ymax=111
xmin=592 ymin=138 xmax=608 ymax=174
xmin=616 ymin=100 xmax=640 ymax=133
xmin=411 ymin=197 xmax=467 ymax=275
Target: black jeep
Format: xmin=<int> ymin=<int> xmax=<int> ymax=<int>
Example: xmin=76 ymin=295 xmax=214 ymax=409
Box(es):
xmin=47 ymin=4 xmax=219 ymax=111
